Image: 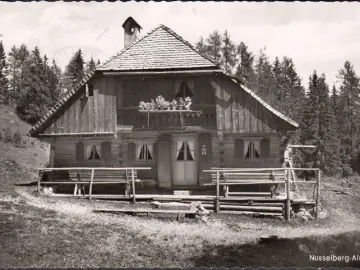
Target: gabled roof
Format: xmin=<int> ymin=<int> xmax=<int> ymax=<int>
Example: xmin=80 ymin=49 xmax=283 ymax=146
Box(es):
xmin=97 ymin=25 xmax=219 ymax=71
xmin=28 ymin=23 xmax=298 ymax=137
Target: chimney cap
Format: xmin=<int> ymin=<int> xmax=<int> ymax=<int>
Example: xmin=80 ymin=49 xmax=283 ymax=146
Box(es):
xmin=122 ymin=16 xmax=142 ymax=30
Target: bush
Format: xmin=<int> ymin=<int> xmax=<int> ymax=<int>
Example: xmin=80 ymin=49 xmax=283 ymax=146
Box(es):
xmin=0 ymin=131 xmax=2 ymax=141
xmin=3 ymin=127 xmax=13 ymax=143
xmin=13 ymin=130 xmax=22 ymax=147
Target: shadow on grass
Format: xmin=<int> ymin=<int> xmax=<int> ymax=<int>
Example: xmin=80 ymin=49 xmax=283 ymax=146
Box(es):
xmin=191 ymin=231 xmax=360 ymax=268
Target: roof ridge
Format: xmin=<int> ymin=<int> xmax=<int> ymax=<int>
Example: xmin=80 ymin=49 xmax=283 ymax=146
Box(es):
xmin=159 ymin=24 xmax=220 ymax=67
xmin=97 ymin=24 xmax=163 ymax=70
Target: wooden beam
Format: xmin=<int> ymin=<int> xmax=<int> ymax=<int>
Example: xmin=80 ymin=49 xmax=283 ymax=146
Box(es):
xmin=288 ymin=144 xmax=316 ymax=148
xmin=216 ymin=171 xmax=220 ymax=213
xmin=131 ymin=169 xmax=136 ymax=203
xmin=316 ymin=169 xmax=321 ymax=219
xmin=89 ymin=169 xmax=95 ymax=200
xmin=38 ymin=167 xmax=152 ymax=171
xmin=286 ymin=168 xmax=291 ymax=221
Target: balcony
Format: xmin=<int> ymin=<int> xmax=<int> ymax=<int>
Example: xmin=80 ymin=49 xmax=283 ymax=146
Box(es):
xmin=117 ymin=108 xmax=216 ymax=131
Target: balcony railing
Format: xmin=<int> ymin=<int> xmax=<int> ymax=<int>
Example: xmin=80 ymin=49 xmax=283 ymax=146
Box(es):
xmin=117 ymin=108 xmax=216 ymax=130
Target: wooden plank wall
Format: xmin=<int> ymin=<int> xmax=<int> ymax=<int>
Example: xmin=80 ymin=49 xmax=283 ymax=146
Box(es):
xmin=210 ymin=133 xmax=284 ymax=169
xmin=42 ymin=76 xmax=117 ymax=135
xmin=211 ymin=77 xmax=296 ymax=134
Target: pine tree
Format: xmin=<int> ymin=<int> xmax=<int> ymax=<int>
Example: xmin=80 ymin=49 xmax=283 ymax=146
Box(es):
xmin=317 ymin=74 xmax=341 ymax=175
xmin=280 ymin=56 xmax=305 ymax=121
xmin=220 ymin=30 xmax=236 ymax=75
xmin=254 ymin=47 xmax=274 ymax=103
xmin=85 ymin=57 xmax=96 ymax=74
xmin=7 ymin=44 xmax=30 ymax=106
xmin=235 ymin=42 xmax=255 ymax=86
xmin=16 ymin=47 xmax=50 ymax=124
xmin=206 ymin=31 xmax=221 ymax=63
xmin=337 ymin=61 xmax=360 ymax=175
xmin=271 ymin=56 xmax=283 ymax=110
xmin=0 ymin=41 xmax=9 ymax=105
xmin=63 ymin=49 xmax=85 ymax=92
xmin=195 ymin=36 xmax=208 ymax=55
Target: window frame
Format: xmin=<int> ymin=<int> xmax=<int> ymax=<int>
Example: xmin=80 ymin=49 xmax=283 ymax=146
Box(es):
xmin=135 ymin=141 xmax=155 ymax=163
xmin=85 ymin=144 xmax=102 ymax=161
xmin=244 ymin=140 xmax=261 ymax=159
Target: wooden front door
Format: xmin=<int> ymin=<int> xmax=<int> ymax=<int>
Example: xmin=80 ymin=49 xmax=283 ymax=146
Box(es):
xmin=172 ymin=134 xmax=198 ymax=186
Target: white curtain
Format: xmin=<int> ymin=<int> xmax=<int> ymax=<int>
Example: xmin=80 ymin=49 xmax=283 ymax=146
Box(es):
xmin=244 ymin=141 xmax=250 ymax=157
xmin=174 ymin=80 xmax=181 ymax=94
xmin=254 ymin=141 xmax=260 ymax=157
xmin=86 ymin=145 xmax=92 ymax=159
xmin=187 ymin=80 xmax=194 ymax=93
xmin=136 ymin=144 xmax=142 ymax=160
xmin=187 ymin=141 xmax=195 ymax=160
xmin=147 ymin=144 xmax=153 ymax=158
xmin=95 ymin=144 xmax=101 ymax=159
xmin=176 ymin=141 xmax=183 ymax=157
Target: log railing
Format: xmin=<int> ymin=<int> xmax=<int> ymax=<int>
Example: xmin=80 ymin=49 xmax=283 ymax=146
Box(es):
xmin=37 ymin=167 xmax=152 ymax=203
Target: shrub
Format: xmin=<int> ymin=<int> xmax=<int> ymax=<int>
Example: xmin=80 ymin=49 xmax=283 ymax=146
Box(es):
xmin=13 ymin=130 xmax=22 ymax=147
xmin=3 ymin=127 xmax=13 ymax=143
xmin=0 ymin=131 xmax=2 ymax=141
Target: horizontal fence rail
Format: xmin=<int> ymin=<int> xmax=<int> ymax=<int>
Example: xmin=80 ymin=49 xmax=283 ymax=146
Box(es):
xmin=37 ymin=167 xmax=152 ymax=202
xmin=204 ymin=167 xmax=321 ymax=220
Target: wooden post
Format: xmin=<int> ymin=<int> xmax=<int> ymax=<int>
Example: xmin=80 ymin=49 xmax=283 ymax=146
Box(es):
xmin=37 ymin=170 xmax=42 ymax=193
xmin=89 ymin=169 xmax=94 ymax=200
xmin=125 ymin=170 xmax=128 ymax=196
xmin=131 ymin=169 xmax=136 ymax=203
xmin=286 ymin=168 xmax=291 ymax=221
xmin=316 ymin=169 xmax=321 ymax=219
xmin=216 ymin=171 xmax=220 ymax=213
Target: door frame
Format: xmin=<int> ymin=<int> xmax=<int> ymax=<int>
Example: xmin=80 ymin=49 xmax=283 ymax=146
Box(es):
xmin=171 ymin=133 xmax=199 ymax=187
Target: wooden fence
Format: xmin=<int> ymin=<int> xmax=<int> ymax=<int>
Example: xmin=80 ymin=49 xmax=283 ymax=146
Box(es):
xmin=204 ymin=167 xmax=321 ymax=220
xmin=37 ymin=167 xmax=152 ymax=203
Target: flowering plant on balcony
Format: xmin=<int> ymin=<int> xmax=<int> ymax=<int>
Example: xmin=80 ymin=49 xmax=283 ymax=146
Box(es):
xmin=138 ymin=96 xmax=192 ymax=111
xmin=170 ymin=99 xmax=177 ymax=110
xmin=155 ymin=95 xmax=170 ymax=110
xmin=184 ymin=97 xmax=192 ymax=110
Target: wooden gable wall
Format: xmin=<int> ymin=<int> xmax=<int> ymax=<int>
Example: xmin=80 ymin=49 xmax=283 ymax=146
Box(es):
xmin=211 ymin=76 xmax=296 ymax=134
xmin=40 ymin=76 xmax=117 ymax=135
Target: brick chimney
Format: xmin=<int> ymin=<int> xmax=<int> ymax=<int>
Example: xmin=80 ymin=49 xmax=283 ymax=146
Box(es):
xmin=122 ymin=17 xmax=142 ymax=48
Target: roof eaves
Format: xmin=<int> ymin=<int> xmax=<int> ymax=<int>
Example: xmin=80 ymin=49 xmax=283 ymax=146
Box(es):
xmin=28 ymin=70 xmax=96 ymax=137
xmin=228 ymin=74 xmax=299 ymax=128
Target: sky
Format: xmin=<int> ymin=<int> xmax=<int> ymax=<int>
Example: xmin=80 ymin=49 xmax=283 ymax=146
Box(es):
xmin=1 ymin=1 xmax=360 ymax=89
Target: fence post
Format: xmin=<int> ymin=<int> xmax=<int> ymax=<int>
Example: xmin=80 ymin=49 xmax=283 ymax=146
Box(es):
xmin=132 ymin=169 xmax=136 ymax=203
xmin=316 ymin=169 xmax=321 ymax=219
xmin=89 ymin=169 xmax=94 ymax=200
xmin=215 ymin=171 xmax=220 ymax=213
xmin=37 ymin=170 xmax=42 ymax=193
xmin=286 ymin=168 xmax=291 ymax=221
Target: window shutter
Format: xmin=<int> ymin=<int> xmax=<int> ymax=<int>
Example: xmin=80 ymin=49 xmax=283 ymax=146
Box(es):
xmin=101 ymin=141 xmax=112 ymax=162
xmin=235 ymin=139 xmax=244 ymax=159
xmin=260 ymin=138 xmax=270 ymax=158
xmin=76 ymin=141 xmax=84 ymax=162
xmin=127 ymin=141 xmax=136 ymax=164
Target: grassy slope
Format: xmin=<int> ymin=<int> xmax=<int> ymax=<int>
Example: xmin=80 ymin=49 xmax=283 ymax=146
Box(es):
xmin=0 ymin=104 xmax=359 ymax=268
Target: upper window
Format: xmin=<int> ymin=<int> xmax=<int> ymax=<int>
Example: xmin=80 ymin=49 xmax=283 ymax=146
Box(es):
xmin=244 ymin=141 xmax=260 ymax=159
xmin=136 ymin=144 xmax=153 ymax=160
xmin=86 ymin=144 xmax=101 ymax=160
xmin=176 ymin=141 xmax=195 ymax=161
xmin=86 ymin=84 xmax=94 ymax=97
xmin=175 ymin=81 xmax=193 ymax=99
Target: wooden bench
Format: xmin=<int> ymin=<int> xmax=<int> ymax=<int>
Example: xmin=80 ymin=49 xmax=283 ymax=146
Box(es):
xmin=207 ymin=168 xmax=287 ymax=198
xmin=68 ymin=169 xmax=140 ymax=197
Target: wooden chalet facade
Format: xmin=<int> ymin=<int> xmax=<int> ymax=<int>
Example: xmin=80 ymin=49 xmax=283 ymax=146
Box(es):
xmin=29 ymin=17 xmax=299 ymax=190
